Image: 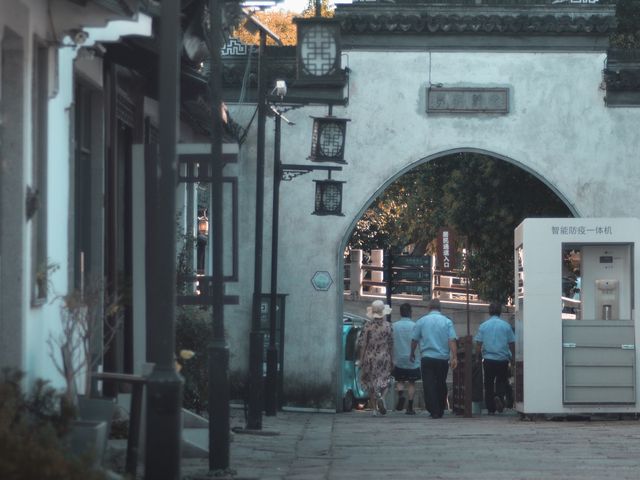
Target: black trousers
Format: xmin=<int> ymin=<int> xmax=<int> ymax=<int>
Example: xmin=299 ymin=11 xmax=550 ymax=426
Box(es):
xmin=483 ymin=358 xmax=509 ymax=413
xmin=421 ymin=357 xmax=449 ymax=418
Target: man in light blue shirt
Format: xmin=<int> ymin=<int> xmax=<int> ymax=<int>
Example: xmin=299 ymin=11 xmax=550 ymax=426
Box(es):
xmin=393 ymin=303 xmax=421 ymax=415
xmin=410 ymin=299 xmax=458 ymax=419
xmin=474 ymin=302 xmax=515 ymax=414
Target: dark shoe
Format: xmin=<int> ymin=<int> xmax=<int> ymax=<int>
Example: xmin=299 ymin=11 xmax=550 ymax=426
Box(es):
xmin=377 ymin=397 xmax=387 ymax=415
xmin=494 ymin=396 xmax=504 ymax=413
xmin=395 ymin=395 xmax=406 ymax=411
xmin=405 ymin=408 xmax=416 ymax=415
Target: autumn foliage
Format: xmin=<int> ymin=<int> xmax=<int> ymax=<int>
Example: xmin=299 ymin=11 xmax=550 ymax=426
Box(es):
xmin=233 ymin=0 xmax=334 ymax=46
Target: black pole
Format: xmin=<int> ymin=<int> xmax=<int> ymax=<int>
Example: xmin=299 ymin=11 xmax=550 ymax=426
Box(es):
xmin=265 ymin=113 xmax=281 ymax=416
xmin=464 ymin=335 xmax=473 ymax=418
xmin=384 ymin=249 xmax=393 ymax=322
xmin=247 ymin=29 xmax=267 ymax=430
xmin=144 ymin=0 xmax=182 ymax=478
xmin=385 ymin=249 xmax=393 ymax=308
xmin=208 ymin=0 xmax=230 ymax=470
xmin=466 ymin=258 xmax=470 ymax=336
xmin=464 ymin=242 xmax=472 ymax=418
xmin=465 ymin=240 xmax=471 ymax=335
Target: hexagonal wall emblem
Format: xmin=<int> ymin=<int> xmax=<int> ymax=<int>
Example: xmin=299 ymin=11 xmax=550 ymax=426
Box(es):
xmin=311 ymin=271 xmax=333 ymax=291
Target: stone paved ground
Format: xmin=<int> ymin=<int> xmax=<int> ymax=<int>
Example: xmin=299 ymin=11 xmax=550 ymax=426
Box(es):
xmin=177 ymin=408 xmax=640 ymax=480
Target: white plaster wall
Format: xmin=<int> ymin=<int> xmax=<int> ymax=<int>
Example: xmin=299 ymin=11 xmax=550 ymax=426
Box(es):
xmin=2 ymin=0 xmax=152 ymax=390
xmin=224 ymin=103 xmax=341 ymax=404
xmin=28 ymin=44 xmax=77 ymax=391
xmin=0 ymin=0 xmax=35 ymax=384
xmin=0 ymin=0 xmax=67 ymax=389
xmin=227 ymin=47 xmax=640 ymax=408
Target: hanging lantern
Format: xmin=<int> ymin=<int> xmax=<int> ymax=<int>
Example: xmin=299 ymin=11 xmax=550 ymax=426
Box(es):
xmin=313 ymin=180 xmax=344 ymax=216
xmin=309 ymin=116 xmax=350 ymax=164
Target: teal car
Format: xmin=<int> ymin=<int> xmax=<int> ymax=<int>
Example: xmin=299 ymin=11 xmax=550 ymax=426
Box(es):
xmin=342 ymin=313 xmax=369 ymax=411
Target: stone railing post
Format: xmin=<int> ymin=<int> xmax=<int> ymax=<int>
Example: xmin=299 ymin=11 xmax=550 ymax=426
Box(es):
xmin=371 ymin=249 xmax=384 ymax=294
xmin=349 ymin=249 xmax=363 ymax=299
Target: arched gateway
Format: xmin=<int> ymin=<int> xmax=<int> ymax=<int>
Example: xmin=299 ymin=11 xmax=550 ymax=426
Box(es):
xmin=225 ymin=0 xmax=640 ymax=409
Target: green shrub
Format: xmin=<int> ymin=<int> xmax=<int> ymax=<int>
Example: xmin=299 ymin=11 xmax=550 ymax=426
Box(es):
xmin=176 ymin=306 xmax=213 ymax=414
xmin=0 ymin=369 xmax=106 ymax=480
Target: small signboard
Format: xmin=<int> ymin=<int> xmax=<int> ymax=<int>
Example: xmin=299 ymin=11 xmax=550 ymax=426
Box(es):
xmin=437 ymin=228 xmax=457 ymax=271
xmin=394 ymin=255 xmax=431 ymax=267
xmin=391 ymin=255 xmax=432 ymax=296
xmin=427 ymin=87 xmax=509 ymax=114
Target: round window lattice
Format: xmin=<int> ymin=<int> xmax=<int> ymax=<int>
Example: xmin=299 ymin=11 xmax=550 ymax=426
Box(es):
xmin=320 ymin=183 xmax=341 ymax=212
xmin=318 ymin=123 xmax=344 ymax=158
xmin=300 ymin=25 xmax=337 ymax=77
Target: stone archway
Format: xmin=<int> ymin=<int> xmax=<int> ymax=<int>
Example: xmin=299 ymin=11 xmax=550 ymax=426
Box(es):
xmin=335 ymin=147 xmax=578 ymax=409
xmin=341 ymin=147 xmax=579 ymax=244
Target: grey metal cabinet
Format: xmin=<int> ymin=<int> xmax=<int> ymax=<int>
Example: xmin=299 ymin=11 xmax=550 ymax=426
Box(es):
xmin=562 ymin=320 xmax=635 ymax=404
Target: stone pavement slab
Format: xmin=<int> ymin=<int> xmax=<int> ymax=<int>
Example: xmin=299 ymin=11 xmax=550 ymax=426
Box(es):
xmin=173 ymin=408 xmax=640 ymax=479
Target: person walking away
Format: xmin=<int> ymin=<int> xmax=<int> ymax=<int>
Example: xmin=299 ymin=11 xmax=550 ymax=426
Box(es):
xmin=357 ymin=300 xmax=394 ymax=416
xmin=474 ymin=302 xmax=515 ymax=414
xmin=392 ymin=303 xmax=421 ymax=415
xmin=410 ymin=299 xmax=457 ymax=419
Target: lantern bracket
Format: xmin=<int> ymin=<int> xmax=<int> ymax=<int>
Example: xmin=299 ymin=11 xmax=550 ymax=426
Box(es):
xmin=280 ymin=163 xmax=342 ymax=182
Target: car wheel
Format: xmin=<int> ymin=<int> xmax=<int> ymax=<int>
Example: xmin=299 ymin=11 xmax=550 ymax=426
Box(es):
xmin=343 ymin=390 xmax=354 ymax=412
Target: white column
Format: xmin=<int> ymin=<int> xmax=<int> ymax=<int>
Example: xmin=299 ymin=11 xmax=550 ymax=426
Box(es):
xmin=371 ymin=249 xmax=385 ymax=294
xmin=349 ymin=249 xmax=363 ymax=299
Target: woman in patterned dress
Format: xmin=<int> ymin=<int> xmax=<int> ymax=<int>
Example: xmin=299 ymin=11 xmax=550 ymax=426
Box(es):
xmin=357 ymin=300 xmax=394 ymax=416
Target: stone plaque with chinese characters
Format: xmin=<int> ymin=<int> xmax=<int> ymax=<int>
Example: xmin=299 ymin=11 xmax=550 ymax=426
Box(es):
xmin=427 ymin=88 xmax=509 ymax=114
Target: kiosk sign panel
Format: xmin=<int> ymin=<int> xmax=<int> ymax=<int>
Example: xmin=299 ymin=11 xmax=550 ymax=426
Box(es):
xmin=514 ymin=218 xmax=640 ymax=414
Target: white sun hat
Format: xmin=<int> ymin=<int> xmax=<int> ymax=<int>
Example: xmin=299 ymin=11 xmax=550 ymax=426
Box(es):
xmin=366 ymin=299 xmax=392 ymax=319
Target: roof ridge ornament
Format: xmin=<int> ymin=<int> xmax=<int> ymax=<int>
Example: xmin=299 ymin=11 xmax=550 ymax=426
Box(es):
xmin=338 ymin=10 xmax=616 ymax=36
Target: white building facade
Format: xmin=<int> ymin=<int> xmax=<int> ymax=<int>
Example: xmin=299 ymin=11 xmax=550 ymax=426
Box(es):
xmin=0 ymin=0 xmax=150 ymax=390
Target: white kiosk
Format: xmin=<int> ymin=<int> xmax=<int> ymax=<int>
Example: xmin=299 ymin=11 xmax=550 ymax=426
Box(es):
xmin=514 ymin=218 xmax=640 ymax=414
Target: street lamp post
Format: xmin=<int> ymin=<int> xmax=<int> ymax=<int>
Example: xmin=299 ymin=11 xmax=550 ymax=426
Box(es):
xmin=208 ymin=0 xmax=231 ymax=470
xmin=247 ymin=26 xmax=268 ymax=432
xmin=264 ymin=101 xmax=304 ymax=416
xmin=144 ymin=0 xmax=183 ymax=478
xmin=265 ymin=109 xmax=283 ymax=416
xmin=246 ymin=16 xmax=283 ymax=430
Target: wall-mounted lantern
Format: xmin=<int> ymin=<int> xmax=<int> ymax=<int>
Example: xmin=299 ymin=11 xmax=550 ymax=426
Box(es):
xmin=197 ymin=210 xmax=209 ymax=238
xmin=294 ymin=17 xmax=343 ymax=86
xmin=308 ymin=115 xmax=350 ymax=164
xmin=313 ymin=179 xmax=344 ymax=216
xmin=197 ymin=209 xmax=209 ymax=273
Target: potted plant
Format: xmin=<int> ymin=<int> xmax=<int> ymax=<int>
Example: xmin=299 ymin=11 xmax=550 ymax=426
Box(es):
xmin=47 ymin=278 xmax=122 ymax=466
xmin=0 ymin=368 xmax=108 ymax=479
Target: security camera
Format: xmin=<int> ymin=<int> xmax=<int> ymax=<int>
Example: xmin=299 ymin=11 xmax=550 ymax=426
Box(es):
xmin=68 ymin=29 xmax=89 ymax=45
xmin=273 ymin=80 xmax=287 ymax=99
